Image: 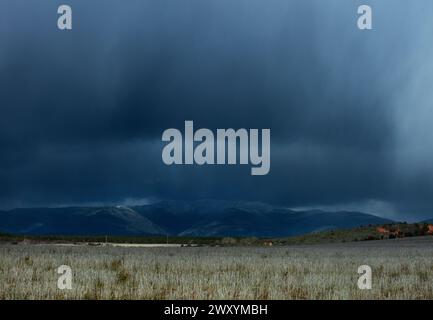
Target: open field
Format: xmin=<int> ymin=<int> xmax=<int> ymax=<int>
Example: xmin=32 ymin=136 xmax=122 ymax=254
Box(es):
xmin=2 ymin=222 xmax=432 ymax=247
xmin=1 ymin=237 xmax=433 ymax=299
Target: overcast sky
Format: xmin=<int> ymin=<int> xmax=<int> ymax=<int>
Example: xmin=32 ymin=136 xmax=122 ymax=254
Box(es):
xmin=1 ymin=1 xmax=433 ymax=220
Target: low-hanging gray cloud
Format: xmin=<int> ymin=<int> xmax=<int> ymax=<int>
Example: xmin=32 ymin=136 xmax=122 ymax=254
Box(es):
xmin=1 ymin=0 xmax=433 ymax=220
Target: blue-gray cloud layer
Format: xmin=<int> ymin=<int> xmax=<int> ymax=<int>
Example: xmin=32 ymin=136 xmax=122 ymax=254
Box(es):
xmin=1 ymin=0 xmax=433 ymax=219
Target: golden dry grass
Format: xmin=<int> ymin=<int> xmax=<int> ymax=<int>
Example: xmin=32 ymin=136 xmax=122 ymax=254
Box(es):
xmin=1 ymin=238 xmax=433 ymax=299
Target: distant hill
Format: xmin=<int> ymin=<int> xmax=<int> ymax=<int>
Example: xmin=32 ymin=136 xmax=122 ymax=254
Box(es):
xmin=0 ymin=206 xmax=164 ymax=236
xmin=272 ymin=222 xmax=433 ymax=245
xmin=177 ymin=208 xmax=393 ymax=237
xmin=0 ymin=200 xmax=394 ymax=237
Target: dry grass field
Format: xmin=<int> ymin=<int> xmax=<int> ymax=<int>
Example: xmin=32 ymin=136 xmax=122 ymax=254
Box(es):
xmin=1 ymin=237 xmax=433 ymax=299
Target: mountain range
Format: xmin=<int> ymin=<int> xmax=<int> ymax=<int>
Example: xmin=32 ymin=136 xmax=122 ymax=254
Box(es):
xmin=0 ymin=200 xmax=394 ymax=238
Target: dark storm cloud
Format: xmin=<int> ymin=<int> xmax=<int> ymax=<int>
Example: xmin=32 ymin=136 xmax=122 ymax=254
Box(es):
xmin=1 ymin=0 xmax=433 ymax=219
